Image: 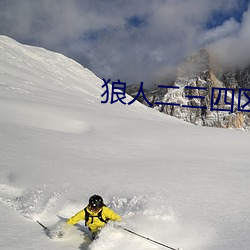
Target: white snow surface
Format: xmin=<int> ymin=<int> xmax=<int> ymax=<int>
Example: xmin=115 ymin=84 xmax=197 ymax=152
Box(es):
xmin=0 ymin=35 xmax=249 ymax=250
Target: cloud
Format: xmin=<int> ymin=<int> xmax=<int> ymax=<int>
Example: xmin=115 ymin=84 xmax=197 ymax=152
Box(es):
xmin=208 ymin=4 xmax=250 ymax=69
xmin=0 ymin=0 xmax=249 ymax=87
xmin=200 ymin=18 xmax=240 ymax=45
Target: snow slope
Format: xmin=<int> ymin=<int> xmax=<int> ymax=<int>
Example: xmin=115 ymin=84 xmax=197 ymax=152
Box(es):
xmin=0 ymin=35 xmax=250 ymax=250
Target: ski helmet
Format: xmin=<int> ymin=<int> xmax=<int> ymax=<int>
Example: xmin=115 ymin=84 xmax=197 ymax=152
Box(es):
xmin=89 ymin=195 xmax=104 ymax=210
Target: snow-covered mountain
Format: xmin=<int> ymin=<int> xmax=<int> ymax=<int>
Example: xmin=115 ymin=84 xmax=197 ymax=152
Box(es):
xmin=130 ymin=49 xmax=250 ymax=130
xmin=0 ymin=36 xmax=250 ymax=250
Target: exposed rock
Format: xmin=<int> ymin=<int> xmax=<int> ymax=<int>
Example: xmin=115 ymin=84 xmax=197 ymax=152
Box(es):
xmin=128 ymin=49 xmax=250 ymax=130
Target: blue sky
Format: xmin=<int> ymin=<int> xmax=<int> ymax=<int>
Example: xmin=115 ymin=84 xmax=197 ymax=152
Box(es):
xmin=0 ymin=0 xmax=249 ymax=87
xmin=206 ymin=0 xmax=249 ymax=28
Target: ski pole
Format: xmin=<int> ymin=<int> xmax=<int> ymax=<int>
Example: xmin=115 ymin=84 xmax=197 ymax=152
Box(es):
xmin=122 ymin=227 xmax=180 ymax=250
xmin=37 ymin=220 xmax=48 ymax=231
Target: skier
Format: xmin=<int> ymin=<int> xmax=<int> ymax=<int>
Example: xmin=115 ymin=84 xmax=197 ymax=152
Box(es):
xmin=66 ymin=194 xmax=121 ymax=239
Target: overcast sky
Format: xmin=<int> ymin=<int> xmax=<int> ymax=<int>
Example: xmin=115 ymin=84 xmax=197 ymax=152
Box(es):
xmin=0 ymin=0 xmax=249 ymax=87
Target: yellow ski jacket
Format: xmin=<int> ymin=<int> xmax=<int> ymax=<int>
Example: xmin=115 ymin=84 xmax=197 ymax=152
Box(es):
xmin=67 ymin=206 xmax=121 ymax=233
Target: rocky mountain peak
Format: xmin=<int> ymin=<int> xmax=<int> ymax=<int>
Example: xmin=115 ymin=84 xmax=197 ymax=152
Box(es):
xmin=127 ymin=49 xmax=250 ymax=130
xmin=177 ymin=49 xmax=210 ymax=79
